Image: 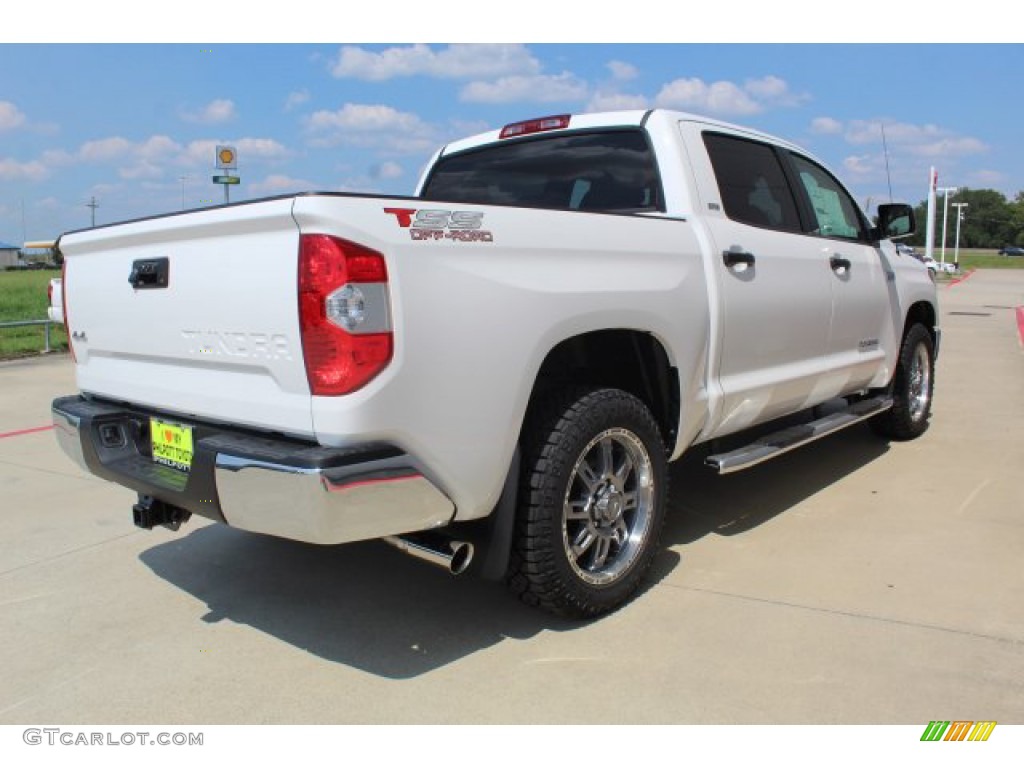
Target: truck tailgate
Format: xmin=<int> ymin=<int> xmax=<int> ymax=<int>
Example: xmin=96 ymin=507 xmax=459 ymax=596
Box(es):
xmin=60 ymin=198 xmax=313 ymax=437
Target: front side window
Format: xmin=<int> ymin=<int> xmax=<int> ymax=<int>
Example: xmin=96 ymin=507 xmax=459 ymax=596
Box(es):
xmin=703 ymin=132 xmax=801 ymax=231
xmin=421 ymin=130 xmax=663 ymax=212
xmin=789 ymin=155 xmax=864 ymax=241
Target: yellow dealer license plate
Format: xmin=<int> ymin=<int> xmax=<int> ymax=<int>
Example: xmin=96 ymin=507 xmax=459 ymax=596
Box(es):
xmin=150 ymin=418 xmax=194 ymax=473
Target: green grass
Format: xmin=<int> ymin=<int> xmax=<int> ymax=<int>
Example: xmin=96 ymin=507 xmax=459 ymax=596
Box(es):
xmin=945 ymin=248 xmax=1024 ymax=270
xmin=0 ymin=269 xmax=68 ymax=359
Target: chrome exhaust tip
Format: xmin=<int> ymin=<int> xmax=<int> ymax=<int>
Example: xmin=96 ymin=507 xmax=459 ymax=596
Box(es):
xmin=384 ymin=534 xmax=475 ymax=575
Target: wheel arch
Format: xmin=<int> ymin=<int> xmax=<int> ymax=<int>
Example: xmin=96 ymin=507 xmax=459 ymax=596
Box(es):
xmin=524 ymin=329 xmax=679 ymax=452
xmin=905 ymin=300 xmax=937 ymax=343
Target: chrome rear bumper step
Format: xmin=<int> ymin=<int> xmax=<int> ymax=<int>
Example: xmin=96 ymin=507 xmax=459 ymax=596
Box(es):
xmin=705 ymin=396 xmax=893 ymax=474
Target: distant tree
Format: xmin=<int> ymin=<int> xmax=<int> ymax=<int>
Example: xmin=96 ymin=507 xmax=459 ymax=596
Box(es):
xmin=905 ymin=188 xmax=1022 ymax=250
xmin=1009 ymin=193 xmax=1024 ymax=245
xmin=952 ymin=189 xmax=1011 ymax=248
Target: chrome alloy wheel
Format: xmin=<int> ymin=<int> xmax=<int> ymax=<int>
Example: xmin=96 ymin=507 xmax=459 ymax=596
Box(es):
xmin=908 ymin=341 xmax=932 ymax=422
xmin=562 ymin=428 xmax=655 ymax=586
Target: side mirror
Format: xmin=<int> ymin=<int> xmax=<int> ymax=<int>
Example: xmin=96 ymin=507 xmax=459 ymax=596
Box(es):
xmin=876 ymin=203 xmax=915 ymax=241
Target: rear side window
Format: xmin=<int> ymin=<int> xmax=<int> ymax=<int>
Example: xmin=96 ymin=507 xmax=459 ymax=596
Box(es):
xmin=421 ymin=130 xmax=663 ymax=212
xmin=703 ymin=132 xmax=801 ymax=232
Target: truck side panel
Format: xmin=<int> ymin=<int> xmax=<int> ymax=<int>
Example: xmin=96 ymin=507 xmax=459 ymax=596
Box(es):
xmin=292 ymin=195 xmax=710 ymax=520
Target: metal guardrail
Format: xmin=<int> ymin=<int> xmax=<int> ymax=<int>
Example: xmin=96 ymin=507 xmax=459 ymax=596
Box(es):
xmin=0 ymin=319 xmax=60 ymax=353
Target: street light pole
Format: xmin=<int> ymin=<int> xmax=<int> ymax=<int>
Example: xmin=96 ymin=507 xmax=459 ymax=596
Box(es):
xmin=179 ymin=175 xmax=189 ymax=210
xmin=952 ymin=202 xmax=969 ymax=269
xmin=937 ymin=186 xmax=958 ymax=267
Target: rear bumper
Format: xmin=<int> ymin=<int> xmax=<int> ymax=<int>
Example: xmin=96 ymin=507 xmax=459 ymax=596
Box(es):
xmin=52 ymin=395 xmax=455 ymax=544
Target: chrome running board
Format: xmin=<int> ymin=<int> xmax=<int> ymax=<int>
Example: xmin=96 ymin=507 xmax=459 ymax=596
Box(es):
xmin=705 ymin=396 xmax=893 ymax=474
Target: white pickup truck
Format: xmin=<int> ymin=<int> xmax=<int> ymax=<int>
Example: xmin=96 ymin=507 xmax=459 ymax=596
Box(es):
xmin=52 ymin=110 xmax=938 ymax=618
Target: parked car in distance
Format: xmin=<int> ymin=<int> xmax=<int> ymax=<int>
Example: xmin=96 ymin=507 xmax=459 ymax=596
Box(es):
xmin=922 ymin=257 xmax=957 ymax=275
xmin=998 ymin=245 xmax=1024 ymax=256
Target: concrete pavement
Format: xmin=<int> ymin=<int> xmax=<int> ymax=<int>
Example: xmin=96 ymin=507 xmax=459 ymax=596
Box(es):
xmin=1 ymin=270 xmax=1021 ymax=724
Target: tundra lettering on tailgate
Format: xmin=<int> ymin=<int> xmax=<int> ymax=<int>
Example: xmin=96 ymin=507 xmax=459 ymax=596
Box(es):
xmin=384 ymin=207 xmax=494 ymax=243
xmin=182 ymin=330 xmax=292 ymax=360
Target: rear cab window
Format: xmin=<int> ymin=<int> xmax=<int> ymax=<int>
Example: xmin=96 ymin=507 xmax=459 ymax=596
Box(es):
xmin=421 ymin=130 xmax=664 ymax=213
xmin=702 ymin=132 xmax=802 ymax=232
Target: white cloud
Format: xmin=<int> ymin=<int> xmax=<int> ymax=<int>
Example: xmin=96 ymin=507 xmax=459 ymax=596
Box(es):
xmin=308 ymin=103 xmax=428 ymax=133
xmin=811 ymin=117 xmax=844 ymax=135
xmin=372 ymin=161 xmax=403 ymax=180
xmin=842 ymin=154 xmax=879 ymax=176
xmin=585 ymin=60 xmax=646 ymax=112
xmin=656 ymin=78 xmax=761 ymax=116
xmin=234 ymin=137 xmax=288 ymax=159
xmin=907 ymin=137 xmax=987 ymax=158
xmin=306 ymin=103 xmax=436 ymax=153
xmin=284 ymin=89 xmax=310 ymax=111
xmin=844 ymin=120 xmax=986 ymax=158
xmin=40 ymin=149 xmax=76 ymax=167
xmin=655 ymin=75 xmax=806 ymax=116
xmin=744 ymin=75 xmax=807 ymax=106
xmin=180 ymin=99 xmax=237 ymax=125
xmin=137 ymin=135 xmax=182 ymax=160
xmin=79 ymin=137 xmax=135 ymax=163
xmin=77 ymin=135 xmax=183 ymax=179
xmin=0 ymin=101 xmax=27 ymax=131
xmin=330 ymin=44 xmax=540 ymax=81
xmin=607 ymin=60 xmax=639 ymax=82
xmin=0 ymin=157 xmax=49 ymax=182
xmin=460 ymin=73 xmax=588 ymax=104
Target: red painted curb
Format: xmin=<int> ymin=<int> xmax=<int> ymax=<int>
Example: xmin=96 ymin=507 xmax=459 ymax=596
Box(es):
xmin=1016 ymin=307 xmax=1024 ymax=349
xmin=0 ymin=425 xmax=54 ymax=440
xmin=945 ymin=269 xmax=976 ymax=288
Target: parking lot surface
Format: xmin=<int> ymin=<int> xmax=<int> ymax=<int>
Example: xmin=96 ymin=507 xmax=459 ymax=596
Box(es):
xmin=1 ymin=270 xmax=1021 ymax=724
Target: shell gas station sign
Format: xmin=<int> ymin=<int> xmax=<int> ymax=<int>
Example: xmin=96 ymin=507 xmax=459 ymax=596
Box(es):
xmin=213 ymin=146 xmax=239 ymax=202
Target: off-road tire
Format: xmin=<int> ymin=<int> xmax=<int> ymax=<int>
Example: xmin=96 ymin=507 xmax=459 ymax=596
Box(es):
xmin=871 ymin=323 xmax=935 ymax=440
xmin=506 ymin=389 xmax=668 ymax=619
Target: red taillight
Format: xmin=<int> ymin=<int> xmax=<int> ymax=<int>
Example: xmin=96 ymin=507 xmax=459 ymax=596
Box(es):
xmin=298 ymin=234 xmax=392 ymax=396
xmin=499 ymin=114 xmax=571 ymax=139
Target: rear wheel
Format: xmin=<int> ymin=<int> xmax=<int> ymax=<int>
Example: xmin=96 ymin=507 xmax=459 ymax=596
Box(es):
xmin=871 ymin=323 xmax=934 ymax=440
xmin=507 ymin=389 xmax=668 ymax=618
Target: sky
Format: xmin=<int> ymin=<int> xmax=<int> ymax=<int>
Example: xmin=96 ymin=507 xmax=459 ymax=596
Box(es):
xmin=1 ymin=22 xmax=1021 ymax=244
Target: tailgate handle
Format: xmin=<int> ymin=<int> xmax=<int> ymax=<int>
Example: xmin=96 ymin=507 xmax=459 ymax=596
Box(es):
xmin=129 ymin=257 xmax=169 ymax=289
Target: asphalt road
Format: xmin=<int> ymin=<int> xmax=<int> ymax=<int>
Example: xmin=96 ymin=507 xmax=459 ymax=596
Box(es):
xmin=1 ymin=270 xmax=1021 ymax=725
